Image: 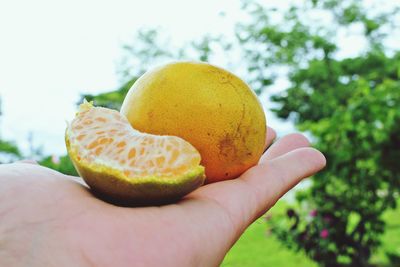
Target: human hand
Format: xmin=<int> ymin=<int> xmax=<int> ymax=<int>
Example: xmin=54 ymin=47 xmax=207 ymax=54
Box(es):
xmin=0 ymin=128 xmax=325 ymax=267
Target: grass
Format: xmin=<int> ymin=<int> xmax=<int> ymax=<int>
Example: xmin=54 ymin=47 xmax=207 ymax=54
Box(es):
xmin=222 ymin=200 xmax=400 ymax=267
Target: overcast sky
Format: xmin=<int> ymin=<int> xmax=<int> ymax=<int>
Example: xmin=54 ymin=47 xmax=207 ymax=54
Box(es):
xmin=1 ymin=0 xmax=396 ymax=156
xmin=0 ymin=0 xmax=248 ymax=155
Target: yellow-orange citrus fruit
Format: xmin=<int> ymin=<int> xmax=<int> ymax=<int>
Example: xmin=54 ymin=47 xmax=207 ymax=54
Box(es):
xmin=66 ymin=101 xmax=205 ymax=205
xmin=121 ymin=62 xmax=266 ymax=183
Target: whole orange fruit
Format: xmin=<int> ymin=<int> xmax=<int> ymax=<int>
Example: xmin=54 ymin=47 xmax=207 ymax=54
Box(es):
xmin=121 ymin=62 xmax=266 ymax=183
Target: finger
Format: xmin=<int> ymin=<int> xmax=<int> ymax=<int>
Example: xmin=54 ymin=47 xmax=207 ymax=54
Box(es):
xmin=260 ymin=133 xmax=310 ymax=163
xmin=263 ymin=127 xmax=276 ymax=151
xmin=192 ymin=147 xmax=326 ymax=234
xmin=245 ymin=147 xmax=326 ymax=212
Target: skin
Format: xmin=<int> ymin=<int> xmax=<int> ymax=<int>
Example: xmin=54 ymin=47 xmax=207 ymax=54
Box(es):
xmin=0 ymin=128 xmax=325 ymax=267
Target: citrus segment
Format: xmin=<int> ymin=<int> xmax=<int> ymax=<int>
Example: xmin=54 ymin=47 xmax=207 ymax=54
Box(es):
xmin=66 ymin=101 xmax=205 ymax=205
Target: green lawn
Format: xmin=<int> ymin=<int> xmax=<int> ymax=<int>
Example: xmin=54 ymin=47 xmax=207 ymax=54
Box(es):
xmin=222 ymin=201 xmax=400 ymax=267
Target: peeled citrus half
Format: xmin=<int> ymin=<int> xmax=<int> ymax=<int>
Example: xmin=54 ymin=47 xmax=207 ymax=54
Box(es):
xmin=66 ymin=101 xmax=205 ymax=205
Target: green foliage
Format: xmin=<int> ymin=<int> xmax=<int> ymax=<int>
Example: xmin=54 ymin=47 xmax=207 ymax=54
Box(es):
xmin=79 ymin=78 xmax=136 ymax=110
xmin=0 ymin=140 xmax=21 ymax=157
xmin=223 ymin=200 xmax=400 ymax=266
xmin=39 ymin=154 xmax=78 ymax=176
xmin=285 ymin=77 xmax=400 ymax=265
xmin=0 ymin=139 xmax=22 ymax=163
xmin=191 ymin=35 xmax=218 ymax=62
xmin=239 ymin=0 xmax=400 ymax=266
xmin=0 ymin=97 xmax=22 ymax=163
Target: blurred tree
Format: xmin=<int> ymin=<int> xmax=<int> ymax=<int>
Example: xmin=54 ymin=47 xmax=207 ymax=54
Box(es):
xmin=0 ymin=97 xmax=22 ymax=163
xmin=0 ymin=139 xmax=21 ymax=163
xmin=79 ymin=78 xmax=136 ymax=110
xmin=39 ymin=154 xmax=78 ymax=176
xmin=239 ymin=0 xmax=400 ymax=266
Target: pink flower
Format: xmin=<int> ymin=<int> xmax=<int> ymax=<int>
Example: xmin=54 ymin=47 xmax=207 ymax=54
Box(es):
xmin=320 ymin=229 xmax=329 ymax=239
xmin=309 ymin=209 xmax=318 ymax=217
xmin=51 ymin=155 xmax=60 ymax=164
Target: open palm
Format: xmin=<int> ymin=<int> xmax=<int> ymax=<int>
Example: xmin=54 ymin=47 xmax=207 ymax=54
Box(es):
xmin=0 ymin=128 xmax=325 ymax=267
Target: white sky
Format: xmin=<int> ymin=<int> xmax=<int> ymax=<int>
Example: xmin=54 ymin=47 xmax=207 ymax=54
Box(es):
xmin=0 ymin=0 xmax=396 ymax=156
xmin=0 ymin=0 xmax=250 ymax=155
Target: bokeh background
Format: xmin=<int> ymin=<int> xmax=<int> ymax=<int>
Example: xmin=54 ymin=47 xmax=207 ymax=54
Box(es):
xmin=1 ymin=0 xmax=399 ymax=266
